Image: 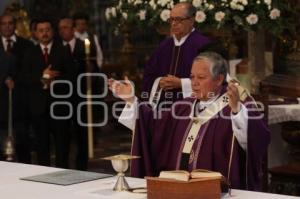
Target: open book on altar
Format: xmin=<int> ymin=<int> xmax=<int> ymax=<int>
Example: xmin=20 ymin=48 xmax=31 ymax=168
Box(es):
xmin=146 ymin=169 xmax=223 ymax=199
xmin=158 ymin=169 xmax=222 ymax=182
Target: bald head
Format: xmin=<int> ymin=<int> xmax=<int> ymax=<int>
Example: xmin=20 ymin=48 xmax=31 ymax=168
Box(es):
xmin=173 ymin=2 xmax=196 ymax=18
xmin=0 ymin=14 xmax=16 ymax=38
xmin=58 ymin=18 xmax=75 ymax=42
xmin=170 ymin=2 xmax=195 ymax=40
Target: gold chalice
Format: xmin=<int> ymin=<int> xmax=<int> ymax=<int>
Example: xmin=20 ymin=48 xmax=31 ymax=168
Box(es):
xmin=103 ymin=154 xmax=139 ymax=191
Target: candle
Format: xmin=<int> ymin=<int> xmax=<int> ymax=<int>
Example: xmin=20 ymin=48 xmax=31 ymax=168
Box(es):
xmin=84 ymin=38 xmax=90 ymax=55
xmin=84 ymin=38 xmax=93 ymax=158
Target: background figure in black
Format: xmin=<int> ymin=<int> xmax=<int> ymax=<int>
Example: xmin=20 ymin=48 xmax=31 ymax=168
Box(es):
xmin=58 ymin=17 xmax=98 ymax=170
xmin=73 ymin=13 xmax=105 ymax=152
xmin=0 ymin=14 xmax=33 ymax=163
xmin=0 ymin=49 xmax=15 ymax=160
xmin=22 ymin=18 xmax=73 ymax=167
xmin=73 ymin=12 xmax=103 ymax=69
xmin=29 ymin=19 xmax=38 ymax=45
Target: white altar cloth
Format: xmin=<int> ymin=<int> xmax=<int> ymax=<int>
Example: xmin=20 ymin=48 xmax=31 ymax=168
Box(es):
xmin=269 ymin=104 xmax=300 ymax=125
xmin=0 ymin=161 xmax=298 ymax=199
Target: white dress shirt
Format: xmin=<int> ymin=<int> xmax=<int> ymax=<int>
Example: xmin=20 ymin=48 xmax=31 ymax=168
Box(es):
xmin=40 ymin=42 xmax=53 ymax=54
xmin=1 ymin=35 xmax=17 ymax=51
xmin=63 ymin=37 xmax=76 ymax=53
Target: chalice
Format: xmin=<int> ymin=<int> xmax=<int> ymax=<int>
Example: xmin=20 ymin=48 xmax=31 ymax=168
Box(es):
xmin=103 ymin=154 xmax=140 ymax=191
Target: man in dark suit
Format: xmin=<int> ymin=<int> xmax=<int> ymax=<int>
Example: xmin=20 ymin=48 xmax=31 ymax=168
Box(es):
xmin=58 ymin=17 xmax=101 ymax=170
xmin=22 ymin=18 xmax=73 ymax=167
xmin=0 ymin=14 xmax=33 ymax=163
xmin=73 ymin=12 xmax=103 ymax=69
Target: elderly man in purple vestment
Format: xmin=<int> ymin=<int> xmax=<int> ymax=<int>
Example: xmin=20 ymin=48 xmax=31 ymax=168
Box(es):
xmin=108 ymin=52 xmax=270 ymax=191
xmin=142 ymin=2 xmax=212 ymax=108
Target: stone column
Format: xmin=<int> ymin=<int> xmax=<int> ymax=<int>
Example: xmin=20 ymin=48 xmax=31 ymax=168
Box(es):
xmin=248 ymin=30 xmax=266 ymax=94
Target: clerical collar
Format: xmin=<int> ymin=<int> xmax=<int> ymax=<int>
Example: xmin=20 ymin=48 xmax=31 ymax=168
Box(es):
xmin=2 ymin=34 xmax=17 ymax=44
xmin=191 ymin=94 xmax=220 ymax=117
xmin=75 ymin=31 xmax=89 ymax=41
xmin=63 ymin=37 xmax=76 ymax=52
xmin=40 ymin=41 xmax=53 ymax=52
xmin=173 ymin=28 xmax=195 ymax=46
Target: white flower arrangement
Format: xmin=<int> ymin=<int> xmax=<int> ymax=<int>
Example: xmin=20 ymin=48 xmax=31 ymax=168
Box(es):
xmin=246 ymin=13 xmax=258 ymax=25
xmin=189 ymin=0 xmax=289 ymax=35
xmin=269 ymin=8 xmax=280 ymax=20
xmin=138 ymin=10 xmax=147 ymax=20
xmin=105 ymin=0 xmax=291 ymax=36
xmin=192 ymin=0 xmax=202 ymax=8
xmin=215 ymin=11 xmax=225 ymax=22
xmin=160 ymin=9 xmax=171 ymax=22
xmin=195 ymin=10 xmax=206 ymax=23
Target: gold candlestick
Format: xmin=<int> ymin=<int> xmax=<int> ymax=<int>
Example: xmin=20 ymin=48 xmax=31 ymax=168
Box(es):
xmin=84 ymin=38 xmax=94 ymax=159
xmin=4 ymin=89 xmax=15 ymax=161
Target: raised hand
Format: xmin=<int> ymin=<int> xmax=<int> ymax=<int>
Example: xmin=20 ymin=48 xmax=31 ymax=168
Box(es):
xmin=226 ymin=82 xmax=240 ymax=114
xmin=108 ymin=76 xmax=135 ymax=103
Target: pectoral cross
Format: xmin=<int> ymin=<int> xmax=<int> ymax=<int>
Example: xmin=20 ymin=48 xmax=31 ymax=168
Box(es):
xmin=223 ymin=96 xmax=229 ymax=103
xmin=188 ymin=135 xmax=194 ymax=142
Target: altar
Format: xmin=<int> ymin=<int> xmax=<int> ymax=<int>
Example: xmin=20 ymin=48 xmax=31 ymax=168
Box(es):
xmin=0 ymin=161 xmax=298 ymax=199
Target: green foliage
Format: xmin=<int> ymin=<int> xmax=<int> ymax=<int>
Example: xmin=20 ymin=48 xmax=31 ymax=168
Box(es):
xmin=105 ymin=0 xmax=294 ymax=37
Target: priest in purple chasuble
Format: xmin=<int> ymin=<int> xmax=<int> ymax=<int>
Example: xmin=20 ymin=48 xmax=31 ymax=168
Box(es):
xmin=141 ymin=2 xmax=212 ymax=107
xmin=109 ymin=52 xmax=270 ymax=191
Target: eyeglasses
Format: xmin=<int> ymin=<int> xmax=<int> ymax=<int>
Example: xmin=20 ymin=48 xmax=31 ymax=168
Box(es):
xmin=167 ymin=16 xmax=192 ymax=24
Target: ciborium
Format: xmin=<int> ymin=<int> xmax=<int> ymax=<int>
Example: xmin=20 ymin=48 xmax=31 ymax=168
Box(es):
xmin=103 ymin=154 xmax=139 ymax=191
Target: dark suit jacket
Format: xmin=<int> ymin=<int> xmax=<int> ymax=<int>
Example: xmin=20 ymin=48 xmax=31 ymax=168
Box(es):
xmin=0 ymin=50 xmax=15 ymax=123
xmin=71 ymin=38 xmax=99 ymax=88
xmin=0 ymin=35 xmax=33 ymax=83
xmin=62 ymin=38 xmax=102 ymax=123
xmin=22 ymin=40 xmax=74 ymax=116
xmin=0 ymin=35 xmax=34 ymax=120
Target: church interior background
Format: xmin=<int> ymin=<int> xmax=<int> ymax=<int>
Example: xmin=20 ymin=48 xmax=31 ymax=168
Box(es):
xmin=0 ymin=0 xmax=300 ymax=196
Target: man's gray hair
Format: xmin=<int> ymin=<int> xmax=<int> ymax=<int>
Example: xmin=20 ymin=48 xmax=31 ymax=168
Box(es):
xmin=193 ymin=52 xmax=228 ymax=81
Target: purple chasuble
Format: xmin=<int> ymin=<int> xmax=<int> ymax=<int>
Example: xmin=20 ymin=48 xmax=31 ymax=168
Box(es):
xmin=130 ymin=87 xmax=270 ymax=191
xmin=141 ymin=30 xmax=211 ymax=102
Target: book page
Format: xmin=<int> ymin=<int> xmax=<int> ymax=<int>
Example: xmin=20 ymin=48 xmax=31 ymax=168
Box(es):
xmin=158 ymin=170 xmax=190 ymax=182
xmin=190 ymin=169 xmax=222 ymax=179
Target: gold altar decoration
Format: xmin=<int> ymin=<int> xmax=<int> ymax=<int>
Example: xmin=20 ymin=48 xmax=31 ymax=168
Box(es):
xmin=4 ymin=3 xmax=31 ymax=39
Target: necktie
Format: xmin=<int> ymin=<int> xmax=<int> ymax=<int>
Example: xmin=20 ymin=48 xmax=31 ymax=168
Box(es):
xmin=43 ymin=47 xmax=49 ymax=64
xmin=6 ymin=39 xmax=12 ymax=53
xmin=66 ymin=43 xmax=72 ymax=54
